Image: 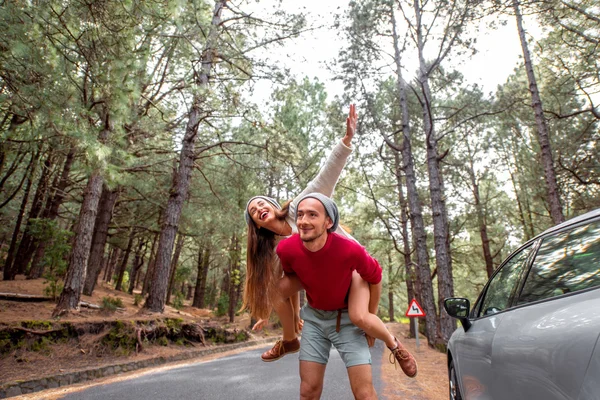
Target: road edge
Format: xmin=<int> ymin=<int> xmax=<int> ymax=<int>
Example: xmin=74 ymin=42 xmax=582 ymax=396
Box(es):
xmin=0 ymin=337 xmax=276 ymax=399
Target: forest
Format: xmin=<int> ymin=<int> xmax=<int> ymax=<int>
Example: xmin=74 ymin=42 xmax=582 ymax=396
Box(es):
xmin=0 ymin=0 xmax=598 ymax=349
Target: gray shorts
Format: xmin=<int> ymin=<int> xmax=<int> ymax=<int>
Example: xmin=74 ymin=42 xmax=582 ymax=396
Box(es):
xmin=300 ymin=304 xmax=371 ymax=368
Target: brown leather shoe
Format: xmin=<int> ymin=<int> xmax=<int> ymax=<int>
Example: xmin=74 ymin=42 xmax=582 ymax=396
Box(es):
xmin=389 ymin=338 xmax=418 ymax=378
xmin=261 ymin=338 xmax=300 ymax=362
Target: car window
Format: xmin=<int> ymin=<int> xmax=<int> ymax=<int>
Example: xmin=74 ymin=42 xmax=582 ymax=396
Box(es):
xmin=518 ymin=219 xmax=600 ymax=304
xmin=479 ymin=245 xmax=534 ymax=317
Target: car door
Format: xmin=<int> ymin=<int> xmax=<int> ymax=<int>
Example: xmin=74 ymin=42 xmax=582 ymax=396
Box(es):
xmin=452 ymin=244 xmax=535 ymax=399
xmin=490 ymin=219 xmax=600 ymax=400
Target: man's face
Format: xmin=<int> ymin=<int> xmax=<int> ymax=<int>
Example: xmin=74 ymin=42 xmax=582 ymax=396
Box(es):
xmin=296 ymin=198 xmax=333 ymax=243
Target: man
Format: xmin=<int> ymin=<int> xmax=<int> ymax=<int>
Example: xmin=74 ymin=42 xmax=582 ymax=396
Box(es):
xmin=276 ymin=193 xmax=408 ymax=400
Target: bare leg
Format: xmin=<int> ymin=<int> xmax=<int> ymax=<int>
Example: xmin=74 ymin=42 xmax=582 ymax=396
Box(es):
xmin=300 ymin=361 xmax=326 ymax=400
xmin=290 ymin=291 xmax=303 ymax=333
xmin=347 ymin=364 xmax=377 ymax=400
xmin=348 ymin=271 xmax=396 ymax=349
xmin=274 ymin=274 xmax=304 ymax=341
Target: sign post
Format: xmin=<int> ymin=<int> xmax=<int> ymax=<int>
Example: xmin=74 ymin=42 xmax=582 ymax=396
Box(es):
xmin=405 ymin=298 xmax=426 ymax=351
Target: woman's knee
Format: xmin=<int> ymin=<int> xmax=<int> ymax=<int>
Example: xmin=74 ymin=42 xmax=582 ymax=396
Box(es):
xmin=348 ymin=308 xmax=368 ymax=327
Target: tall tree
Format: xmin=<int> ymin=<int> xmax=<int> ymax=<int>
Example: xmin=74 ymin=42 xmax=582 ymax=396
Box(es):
xmin=145 ymin=0 xmax=227 ymax=312
xmin=512 ymin=0 xmax=564 ymax=224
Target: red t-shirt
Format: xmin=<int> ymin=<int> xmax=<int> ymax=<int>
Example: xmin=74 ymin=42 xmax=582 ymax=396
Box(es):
xmin=276 ymin=232 xmax=382 ymax=311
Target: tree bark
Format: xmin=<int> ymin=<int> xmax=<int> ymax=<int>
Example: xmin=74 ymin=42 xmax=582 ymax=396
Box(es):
xmin=101 ymin=246 xmax=114 ymax=282
xmin=193 ymin=243 xmax=211 ymax=308
xmin=28 ymin=144 xmax=76 ymax=279
xmin=513 ymin=0 xmax=564 ymax=224
xmin=82 ymin=185 xmax=119 ymax=295
xmin=13 ymin=151 xmax=54 ymax=275
xmin=4 ymin=149 xmax=40 ymax=280
xmin=53 ymin=152 xmax=108 ymax=317
xmin=144 ymin=0 xmax=226 ymax=312
xmin=104 ymin=246 xmax=121 ymax=283
xmin=115 ymin=229 xmax=135 ymax=291
xmin=387 ymin=253 xmax=395 ymax=322
xmin=142 ymin=227 xmax=160 ymax=296
xmin=128 ymin=239 xmax=146 ymax=294
xmin=390 ymin=6 xmax=439 ymax=346
xmin=166 ymin=233 xmax=185 ymax=304
xmin=413 ymin=0 xmax=455 ymax=343
xmin=228 ymin=234 xmax=240 ymax=323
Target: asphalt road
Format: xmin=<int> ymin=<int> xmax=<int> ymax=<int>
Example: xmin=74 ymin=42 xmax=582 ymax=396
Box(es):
xmin=59 ymin=340 xmax=386 ymax=400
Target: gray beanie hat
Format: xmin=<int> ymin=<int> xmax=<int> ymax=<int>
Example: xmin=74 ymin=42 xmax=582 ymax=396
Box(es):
xmin=296 ymin=192 xmax=339 ymax=232
xmin=245 ymin=195 xmax=281 ymax=225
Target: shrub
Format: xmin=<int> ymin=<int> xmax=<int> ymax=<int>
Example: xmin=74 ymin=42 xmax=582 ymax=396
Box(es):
xmin=215 ymin=293 xmax=229 ymax=317
xmin=133 ymin=294 xmax=143 ymax=306
xmin=171 ymin=292 xmax=185 ymax=310
xmin=101 ymin=296 xmax=124 ymax=312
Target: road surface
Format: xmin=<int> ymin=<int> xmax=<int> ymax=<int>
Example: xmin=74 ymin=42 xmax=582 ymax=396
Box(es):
xmin=59 ymin=341 xmax=386 ymax=399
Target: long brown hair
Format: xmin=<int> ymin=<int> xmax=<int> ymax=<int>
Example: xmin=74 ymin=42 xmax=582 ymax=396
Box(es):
xmin=242 ymin=201 xmax=290 ymax=320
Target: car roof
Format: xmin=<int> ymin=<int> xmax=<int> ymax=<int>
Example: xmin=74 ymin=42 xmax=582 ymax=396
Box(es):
xmin=536 ymin=208 xmax=600 ymax=239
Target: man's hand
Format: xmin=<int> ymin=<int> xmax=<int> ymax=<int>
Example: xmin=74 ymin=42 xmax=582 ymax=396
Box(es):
xmin=252 ymin=318 xmax=268 ymax=331
xmin=342 ymin=104 xmax=357 ymax=147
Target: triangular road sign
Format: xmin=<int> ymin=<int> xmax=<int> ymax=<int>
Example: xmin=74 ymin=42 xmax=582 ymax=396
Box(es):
xmin=405 ymin=298 xmax=426 ymax=317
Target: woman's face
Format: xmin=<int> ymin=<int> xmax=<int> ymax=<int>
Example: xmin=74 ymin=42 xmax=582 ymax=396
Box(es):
xmin=247 ymin=198 xmax=278 ymax=230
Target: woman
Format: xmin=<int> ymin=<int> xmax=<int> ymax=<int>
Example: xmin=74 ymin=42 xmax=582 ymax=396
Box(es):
xmin=242 ymin=105 xmax=417 ymax=377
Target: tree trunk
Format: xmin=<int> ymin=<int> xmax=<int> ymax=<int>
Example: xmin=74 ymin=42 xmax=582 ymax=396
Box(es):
xmin=101 ymin=247 xmax=113 ymax=282
xmin=228 ymin=234 xmax=240 ymax=323
xmin=52 ymin=164 xmax=106 ymax=316
xmin=467 ymin=162 xmax=494 ymax=278
xmin=166 ymin=233 xmax=185 ymax=304
xmin=387 ymin=253 xmax=395 ymax=322
xmin=105 ymin=246 xmax=121 ymax=283
xmin=128 ymin=239 xmax=146 ymax=294
xmin=82 ymin=185 xmax=119 ymax=295
xmin=394 ymin=148 xmax=417 ymax=336
xmin=28 ymin=144 xmax=76 ymax=279
xmin=193 ymin=244 xmax=211 ymax=308
xmin=513 ymin=0 xmax=564 ymax=224
xmin=142 ymin=231 xmax=160 ymax=296
xmin=144 ymin=0 xmax=225 ymax=313
xmin=414 ymin=0 xmax=455 ymax=343
xmin=390 ymin=6 xmax=439 ymax=346
xmin=115 ymin=229 xmax=135 ymax=291
xmin=3 ymin=150 xmax=40 ymax=280
xmin=13 ymin=151 xmax=54 ymax=275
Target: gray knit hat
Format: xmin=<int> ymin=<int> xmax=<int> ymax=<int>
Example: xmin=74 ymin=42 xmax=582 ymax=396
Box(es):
xmin=245 ymin=195 xmax=281 ymax=225
xmin=295 ymin=192 xmax=339 ymax=232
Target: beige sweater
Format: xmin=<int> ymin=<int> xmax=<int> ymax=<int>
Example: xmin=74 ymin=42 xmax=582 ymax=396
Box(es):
xmin=279 ymin=139 xmax=354 ymax=241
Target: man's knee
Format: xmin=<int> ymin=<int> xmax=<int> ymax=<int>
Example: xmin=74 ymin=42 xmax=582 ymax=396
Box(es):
xmin=300 ymin=380 xmax=322 ymax=400
xmin=352 ymin=386 xmax=377 ymax=400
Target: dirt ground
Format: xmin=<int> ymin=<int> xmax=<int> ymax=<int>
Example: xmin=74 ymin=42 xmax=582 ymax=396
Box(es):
xmin=381 ymin=323 xmax=447 ymax=400
xmin=0 ymin=276 xmax=272 ymax=384
xmin=0 ymin=277 xmax=448 ymax=399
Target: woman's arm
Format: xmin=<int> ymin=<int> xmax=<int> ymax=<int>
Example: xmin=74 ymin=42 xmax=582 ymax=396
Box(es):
xmin=292 ymin=105 xmax=357 ymax=203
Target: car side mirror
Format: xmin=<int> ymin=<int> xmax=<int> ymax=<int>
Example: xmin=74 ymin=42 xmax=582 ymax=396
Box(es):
xmin=444 ymin=297 xmax=472 ymax=331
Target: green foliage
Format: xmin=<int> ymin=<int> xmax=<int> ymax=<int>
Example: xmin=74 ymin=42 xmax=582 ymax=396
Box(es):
xmin=101 ymin=322 xmax=137 ymax=355
xmin=28 ymin=219 xmax=72 ymax=301
xmin=216 ymin=293 xmax=229 ymax=317
xmin=101 ymin=296 xmax=124 ymax=313
xmin=133 ymin=294 xmax=143 ymax=307
xmin=171 ymin=292 xmax=185 ymax=310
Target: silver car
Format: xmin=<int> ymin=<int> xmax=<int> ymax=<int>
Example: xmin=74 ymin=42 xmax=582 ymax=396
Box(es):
xmin=444 ymin=208 xmax=600 ymax=400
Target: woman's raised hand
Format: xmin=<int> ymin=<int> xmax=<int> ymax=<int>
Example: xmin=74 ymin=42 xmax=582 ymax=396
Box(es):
xmin=342 ymin=104 xmax=357 ymax=147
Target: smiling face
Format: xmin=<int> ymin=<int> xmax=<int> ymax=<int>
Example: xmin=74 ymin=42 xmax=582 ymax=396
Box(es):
xmin=296 ymin=198 xmax=333 ymax=245
xmin=247 ymin=198 xmax=278 ymax=230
